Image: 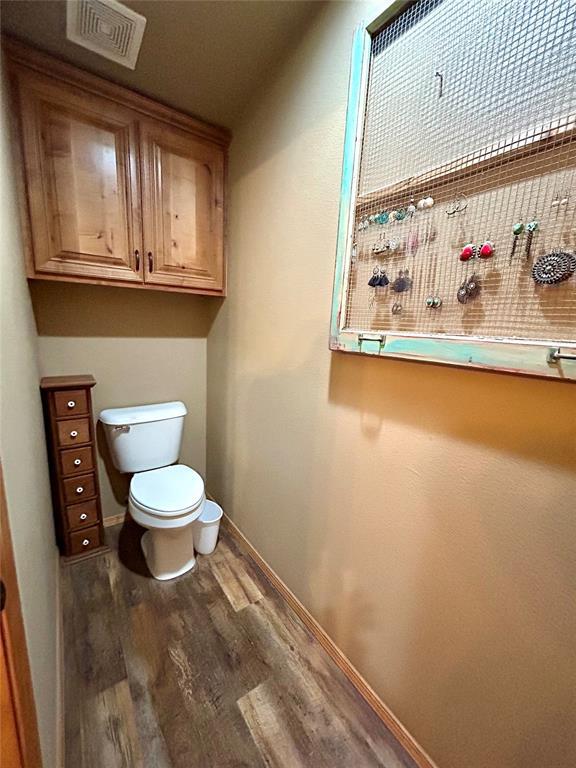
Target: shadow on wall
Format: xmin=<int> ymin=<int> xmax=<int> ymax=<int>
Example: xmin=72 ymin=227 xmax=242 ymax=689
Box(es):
xmin=328 ymin=350 xmax=576 ymax=472
xmin=30 ymin=280 xmax=224 ymax=338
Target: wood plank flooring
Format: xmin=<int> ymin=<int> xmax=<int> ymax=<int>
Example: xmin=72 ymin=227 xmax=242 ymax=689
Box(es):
xmin=63 ymin=519 xmax=419 ymax=768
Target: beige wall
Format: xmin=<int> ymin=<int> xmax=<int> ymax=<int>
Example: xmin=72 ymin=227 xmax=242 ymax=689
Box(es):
xmin=32 ymin=282 xmax=218 ymax=518
xmin=0 ymin=70 xmax=59 ymax=767
xmin=207 ymin=3 xmax=576 ymax=768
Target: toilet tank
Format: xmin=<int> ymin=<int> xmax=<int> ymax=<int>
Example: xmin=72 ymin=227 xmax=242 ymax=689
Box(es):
xmin=99 ymin=401 xmax=187 ymax=473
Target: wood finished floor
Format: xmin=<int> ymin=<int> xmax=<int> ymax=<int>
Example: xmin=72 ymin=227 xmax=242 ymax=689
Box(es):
xmin=63 ymin=520 xmax=418 ymax=768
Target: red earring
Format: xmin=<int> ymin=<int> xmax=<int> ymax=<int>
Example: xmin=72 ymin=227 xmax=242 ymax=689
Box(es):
xmin=479 ymin=241 xmax=495 ymax=259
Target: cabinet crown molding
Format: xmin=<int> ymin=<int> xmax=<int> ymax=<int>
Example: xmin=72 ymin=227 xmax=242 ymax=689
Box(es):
xmin=2 ymin=36 xmax=232 ymax=148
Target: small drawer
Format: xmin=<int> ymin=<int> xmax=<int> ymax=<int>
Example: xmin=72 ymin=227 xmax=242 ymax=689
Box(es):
xmin=68 ymin=525 xmax=101 ymax=556
xmin=59 ymin=446 xmax=94 ymax=476
xmin=56 ymin=418 xmax=90 ymax=447
xmin=63 ymin=473 xmax=96 ymax=504
xmin=65 ymin=499 xmax=99 ymax=531
xmin=53 ymin=389 xmax=88 ymax=418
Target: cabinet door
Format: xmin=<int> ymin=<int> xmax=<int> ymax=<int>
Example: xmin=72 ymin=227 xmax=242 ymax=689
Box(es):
xmin=15 ymin=70 xmax=142 ymax=282
xmin=140 ymin=121 xmax=225 ymax=292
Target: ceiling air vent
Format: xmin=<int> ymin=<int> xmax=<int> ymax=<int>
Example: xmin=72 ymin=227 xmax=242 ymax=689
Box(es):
xmin=66 ymin=0 xmax=147 ymax=70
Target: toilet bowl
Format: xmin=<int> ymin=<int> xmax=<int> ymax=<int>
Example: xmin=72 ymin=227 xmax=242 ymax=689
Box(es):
xmin=99 ymin=401 xmax=206 ymax=581
xmin=129 ymin=464 xmax=205 ymax=580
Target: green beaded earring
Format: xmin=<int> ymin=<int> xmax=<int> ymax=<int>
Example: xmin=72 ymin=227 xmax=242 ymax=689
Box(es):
xmin=510 ymin=221 xmax=524 ymax=263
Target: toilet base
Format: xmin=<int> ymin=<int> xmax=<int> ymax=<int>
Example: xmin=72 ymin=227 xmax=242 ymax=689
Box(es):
xmin=141 ymin=528 xmax=197 ymax=581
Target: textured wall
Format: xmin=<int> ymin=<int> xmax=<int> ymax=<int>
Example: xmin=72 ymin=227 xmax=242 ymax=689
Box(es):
xmin=207 ymin=3 xmax=576 ymax=767
xmin=32 ymin=282 xmax=217 ymax=518
xmin=0 ymin=70 xmax=59 ymax=767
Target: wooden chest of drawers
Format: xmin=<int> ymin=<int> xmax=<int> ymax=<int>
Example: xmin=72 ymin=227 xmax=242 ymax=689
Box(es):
xmin=40 ymin=375 xmax=106 ymax=560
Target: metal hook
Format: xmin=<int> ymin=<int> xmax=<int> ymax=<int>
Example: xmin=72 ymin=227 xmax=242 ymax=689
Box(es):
xmin=435 ymin=71 xmax=444 ymax=98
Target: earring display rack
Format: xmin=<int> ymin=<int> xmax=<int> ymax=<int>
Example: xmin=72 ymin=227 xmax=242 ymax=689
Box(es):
xmin=330 ymin=0 xmax=576 ymax=380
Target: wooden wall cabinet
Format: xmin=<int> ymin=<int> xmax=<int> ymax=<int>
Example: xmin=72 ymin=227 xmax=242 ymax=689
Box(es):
xmin=5 ymin=39 xmax=229 ymax=296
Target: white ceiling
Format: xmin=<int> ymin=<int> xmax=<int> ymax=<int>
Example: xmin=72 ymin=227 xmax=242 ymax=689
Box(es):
xmin=1 ymin=0 xmax=321 ymax=129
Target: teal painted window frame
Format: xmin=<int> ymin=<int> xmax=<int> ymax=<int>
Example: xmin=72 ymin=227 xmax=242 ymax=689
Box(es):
xmin=330 ymin=2 xmax=576 ymax=382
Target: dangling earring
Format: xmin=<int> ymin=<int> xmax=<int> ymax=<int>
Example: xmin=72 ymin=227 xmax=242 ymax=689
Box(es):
xmin=378 ymin=268 xmax=389 ymax=287
xmin=407 ymin=230 xmax=419 ymax=257
xmin=372 ymin=232 xmax=386 ymax=254
xmin=457 ymin=274 xmax=481 ymax=304
xmin=525 ymin=219 xmax=539 ymax=259
xmin=391 ymin=269 xmax=412 ymax=293
xmin=368 ymin=267 xmax=380 ymax=287
xmin=509 ymin=222 xmax=524 ymax=263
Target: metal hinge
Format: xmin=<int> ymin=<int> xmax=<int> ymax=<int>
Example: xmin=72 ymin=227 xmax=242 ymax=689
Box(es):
xmin=358 ymin=333 xmax=386 ymax=351
xmin=547 ymin=347 xmax=576 ymax=364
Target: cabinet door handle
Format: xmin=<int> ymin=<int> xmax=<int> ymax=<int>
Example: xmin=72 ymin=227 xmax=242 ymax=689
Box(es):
xmin=70 ymin=430 xmax=78 ymax=438
xmin=80 ymin=513 xmax=88 ymax=521
xmin=76 ymin=486 xmax=84 ymax=495
xmin=82 ymin=539 xmax=90 ymax=547
xmin=67 ymin=400 xmax=76 ymax=409
xmin=148 ymin=252 xmax=153 ymax=273
xmin=135 ymin=249 xmax=140 ymax=271
xmin=74 ymin=458 xmax=82 ymax=466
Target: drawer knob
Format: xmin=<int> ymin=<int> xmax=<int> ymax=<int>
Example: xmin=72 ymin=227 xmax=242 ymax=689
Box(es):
xmin=67 ymin=400 xmax=76 ymax=409
xmin=82 ymin=539 xmax=90 ymax=547
xmin=80 ymin=513 xmax=88 ymax=521
xmin=76 ymin=486 xmax=84 ymax=494
xmin=74 ymin=459 xmax=82 ymax=466
xmin=70 ymin=430 xmax=78 ymax=438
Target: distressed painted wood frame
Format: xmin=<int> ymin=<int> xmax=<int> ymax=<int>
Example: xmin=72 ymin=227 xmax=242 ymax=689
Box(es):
xmin=330 ymin=2 xmax=576 ymax=381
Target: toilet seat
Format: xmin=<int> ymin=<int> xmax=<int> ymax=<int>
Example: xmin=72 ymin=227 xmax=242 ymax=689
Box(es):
xmin=130 ymin=464 xmax=204 ymax=513
xmin=129 ymin=464 xmax=205 ymax=530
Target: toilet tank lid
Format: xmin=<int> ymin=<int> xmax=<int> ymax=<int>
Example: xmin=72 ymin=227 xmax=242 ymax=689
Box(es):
xmin=99 ymin=401 xmax=187 ymax=426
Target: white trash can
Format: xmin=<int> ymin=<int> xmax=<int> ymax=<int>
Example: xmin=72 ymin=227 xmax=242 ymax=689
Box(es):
xmin=193 ymin=500 xmax=223 ymax=555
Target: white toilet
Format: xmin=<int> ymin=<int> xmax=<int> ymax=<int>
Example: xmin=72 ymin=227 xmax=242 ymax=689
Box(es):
xmin=99 ymin=401 xmax=205 ymax=581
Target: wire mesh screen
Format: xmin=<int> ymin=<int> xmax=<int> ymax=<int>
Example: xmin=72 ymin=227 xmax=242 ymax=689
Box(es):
xmin=343 ymin=0 xmax=576 ymax=343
